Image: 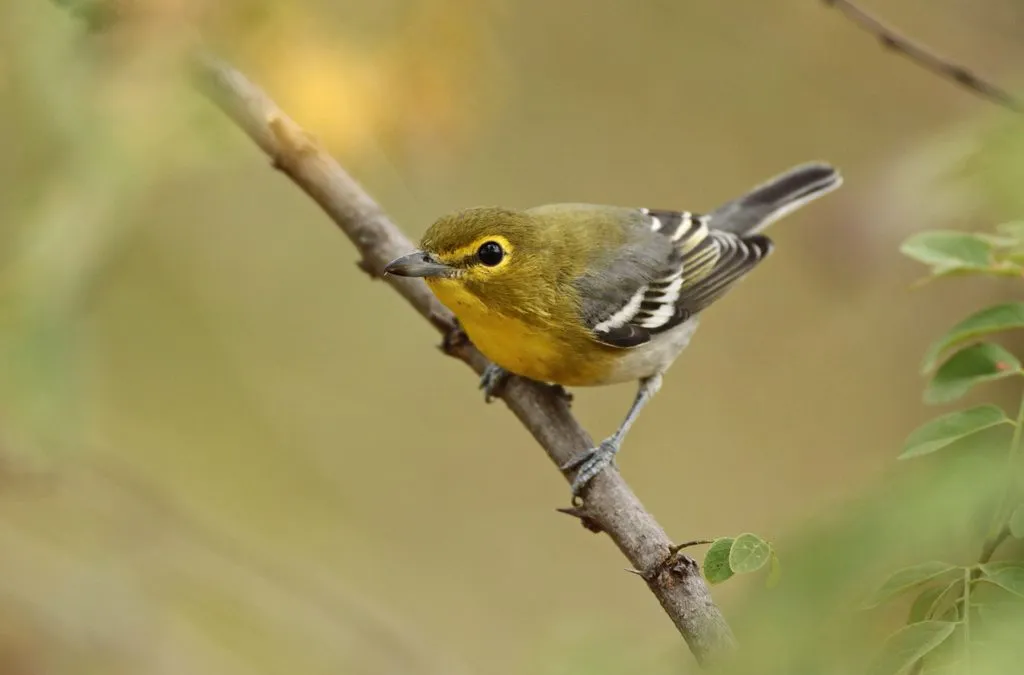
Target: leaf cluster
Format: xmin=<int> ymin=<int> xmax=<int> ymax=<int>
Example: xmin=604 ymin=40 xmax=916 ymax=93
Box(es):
xmin=866 ymin=222 xmax=1024 ymax=674
xmin=701 ymin=533 xmax=781 ymax=587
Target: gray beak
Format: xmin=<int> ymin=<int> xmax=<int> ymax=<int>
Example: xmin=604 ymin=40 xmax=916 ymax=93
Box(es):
xmin=384 ymin=251 xmax=454 ymax=278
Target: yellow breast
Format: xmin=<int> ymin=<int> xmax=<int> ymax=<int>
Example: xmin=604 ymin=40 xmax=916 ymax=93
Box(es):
xmin=426 ymin=278 xmax=611 ymax=386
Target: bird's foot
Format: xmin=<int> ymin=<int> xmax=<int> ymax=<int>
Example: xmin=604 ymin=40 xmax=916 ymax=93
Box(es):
xmin=479 ymin=363 xmax=510 ymax=403
xmin=440 ymin=317 xmax=468 ymax=355
xmin=561 ymin=437 xmax=620 ymax=500
xmin=549 ymin=384 xmax=574 ymax=406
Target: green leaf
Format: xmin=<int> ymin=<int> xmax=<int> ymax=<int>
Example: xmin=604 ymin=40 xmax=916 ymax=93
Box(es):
xmin=728 ymin=533 xmax=772 ymax=574
xmin=914 ymin=623 xmax=962 ymax=675
xmin=927 ymin=264 xmax=981 ymax=279
xmin=980 ymin=564 xmax=1024 ymax=599
xmin=975 ymin=233 xmax=1020 ymax=247
xmin=899 ymin=405 xmax=1011 ymax=459
xmin=922 ymin=303 xmax=1024 ymax=373
xmin=869 ymin=621 xmax=957 ymax=675
xmin=901 ymin=231 xmax=993 ymax=270
xmin=702 ymin=538 xmax=735 ymax=585
xmin=927 ymin=580 xmax=964 ymax=622
xmin=864 ymin=562 xmax=960 ymax=608
xmin=908 ymin=585 xmax=946 ymax=624
xmin=1010 ymin=505 xmax=1024 ymax=539
xmin=924 ymin=343 xmax=1021 ymax=404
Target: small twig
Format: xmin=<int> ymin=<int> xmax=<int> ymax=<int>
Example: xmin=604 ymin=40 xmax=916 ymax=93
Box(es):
xmin=822 ymin=0 xmax=1024 ymax=114
xmin=670 ymin=539 xmax=714 ymax=555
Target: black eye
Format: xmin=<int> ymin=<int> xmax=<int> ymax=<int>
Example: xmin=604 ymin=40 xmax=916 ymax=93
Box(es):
xmin=477 ymin=241 xmax=504 ymax=266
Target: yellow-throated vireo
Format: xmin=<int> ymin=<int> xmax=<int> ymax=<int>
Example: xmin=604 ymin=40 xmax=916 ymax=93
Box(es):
xmin=385 ymin=162 xmax=842 ymax=499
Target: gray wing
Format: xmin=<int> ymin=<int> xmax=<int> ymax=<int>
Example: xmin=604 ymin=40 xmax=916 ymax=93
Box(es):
xmin=576 ymin=208 xmax=773 ymax=349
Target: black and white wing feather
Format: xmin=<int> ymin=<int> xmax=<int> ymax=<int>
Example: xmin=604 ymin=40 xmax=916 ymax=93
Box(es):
xmin=577 ymin=162 xmax=838 ymax=348
xmin=582 ymin=207 xmax=773 ymax=349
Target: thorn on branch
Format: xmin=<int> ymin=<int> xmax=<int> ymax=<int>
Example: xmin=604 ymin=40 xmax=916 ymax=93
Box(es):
xmin=556 ymin=505 xmax=603 ymax=533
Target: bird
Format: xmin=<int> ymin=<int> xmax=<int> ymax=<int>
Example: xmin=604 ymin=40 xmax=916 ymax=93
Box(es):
xmin=384 ymin=162 xmax=842 ymax=499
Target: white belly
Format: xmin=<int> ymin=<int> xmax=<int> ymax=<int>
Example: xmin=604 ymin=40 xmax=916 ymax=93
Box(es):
xmin=597 ymin=316 xmax=701 ymax=385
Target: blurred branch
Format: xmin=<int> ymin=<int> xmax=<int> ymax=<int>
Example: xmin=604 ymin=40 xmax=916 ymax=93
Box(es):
xmin=51 ymin=1 xmax=737 ymax=668
xmin=823 ymin=0 xmax=1024 ymax=114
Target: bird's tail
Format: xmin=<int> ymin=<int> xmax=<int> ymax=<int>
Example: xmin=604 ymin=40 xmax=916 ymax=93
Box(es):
xmin=708 ymin=162 xmax=842 ymax=236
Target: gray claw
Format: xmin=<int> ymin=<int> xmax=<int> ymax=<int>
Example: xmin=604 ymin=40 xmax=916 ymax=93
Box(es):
xmin=479 ymin=363 xmax=510 ymax=403
xmin=561 ymin=437 xmax=620 ymax=498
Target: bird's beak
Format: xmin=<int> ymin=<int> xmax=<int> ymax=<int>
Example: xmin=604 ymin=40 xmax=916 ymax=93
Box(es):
xmin=384 ymin=250 xmax=455 ymax=278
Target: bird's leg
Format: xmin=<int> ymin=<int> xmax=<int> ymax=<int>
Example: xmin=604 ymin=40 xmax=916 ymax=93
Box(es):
xmin=561 ymin=373 xmax=663 ymax=499
xmin=479 ymin=363 xmax=511 ymax=403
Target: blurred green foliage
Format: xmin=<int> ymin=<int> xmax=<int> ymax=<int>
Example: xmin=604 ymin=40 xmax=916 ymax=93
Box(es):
xmin=867 ymin=222 xmax=1024 ymax=674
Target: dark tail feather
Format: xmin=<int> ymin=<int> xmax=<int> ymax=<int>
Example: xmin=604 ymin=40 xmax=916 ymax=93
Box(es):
xmin=708 ymin=162 xmax=842 ymax=236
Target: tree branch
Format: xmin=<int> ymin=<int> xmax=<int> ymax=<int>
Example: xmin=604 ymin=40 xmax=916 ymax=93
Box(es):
xmin=822 ymin=0 xmax=1024 ymax=114
xmin=52 ymin=2 xmax=737 ymax=667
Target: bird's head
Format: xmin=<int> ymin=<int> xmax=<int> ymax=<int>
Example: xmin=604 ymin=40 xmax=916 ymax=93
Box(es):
xmin=385 ymin=207 xmax=560 ymax=316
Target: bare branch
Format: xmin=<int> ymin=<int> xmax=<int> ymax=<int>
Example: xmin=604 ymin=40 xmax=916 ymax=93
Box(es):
xmin=52 ymin=2 xmax=737 ymax=667
xmin=822 ymin=0 xmax=1024 ymax=114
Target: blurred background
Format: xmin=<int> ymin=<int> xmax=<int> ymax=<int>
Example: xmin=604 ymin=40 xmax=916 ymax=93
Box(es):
xmin=1 ymin=1 xmax=1023 ymax=673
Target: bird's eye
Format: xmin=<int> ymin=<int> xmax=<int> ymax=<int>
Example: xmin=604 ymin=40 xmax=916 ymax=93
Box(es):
xmin=476 ymin=241 xmax=504 ymax=267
